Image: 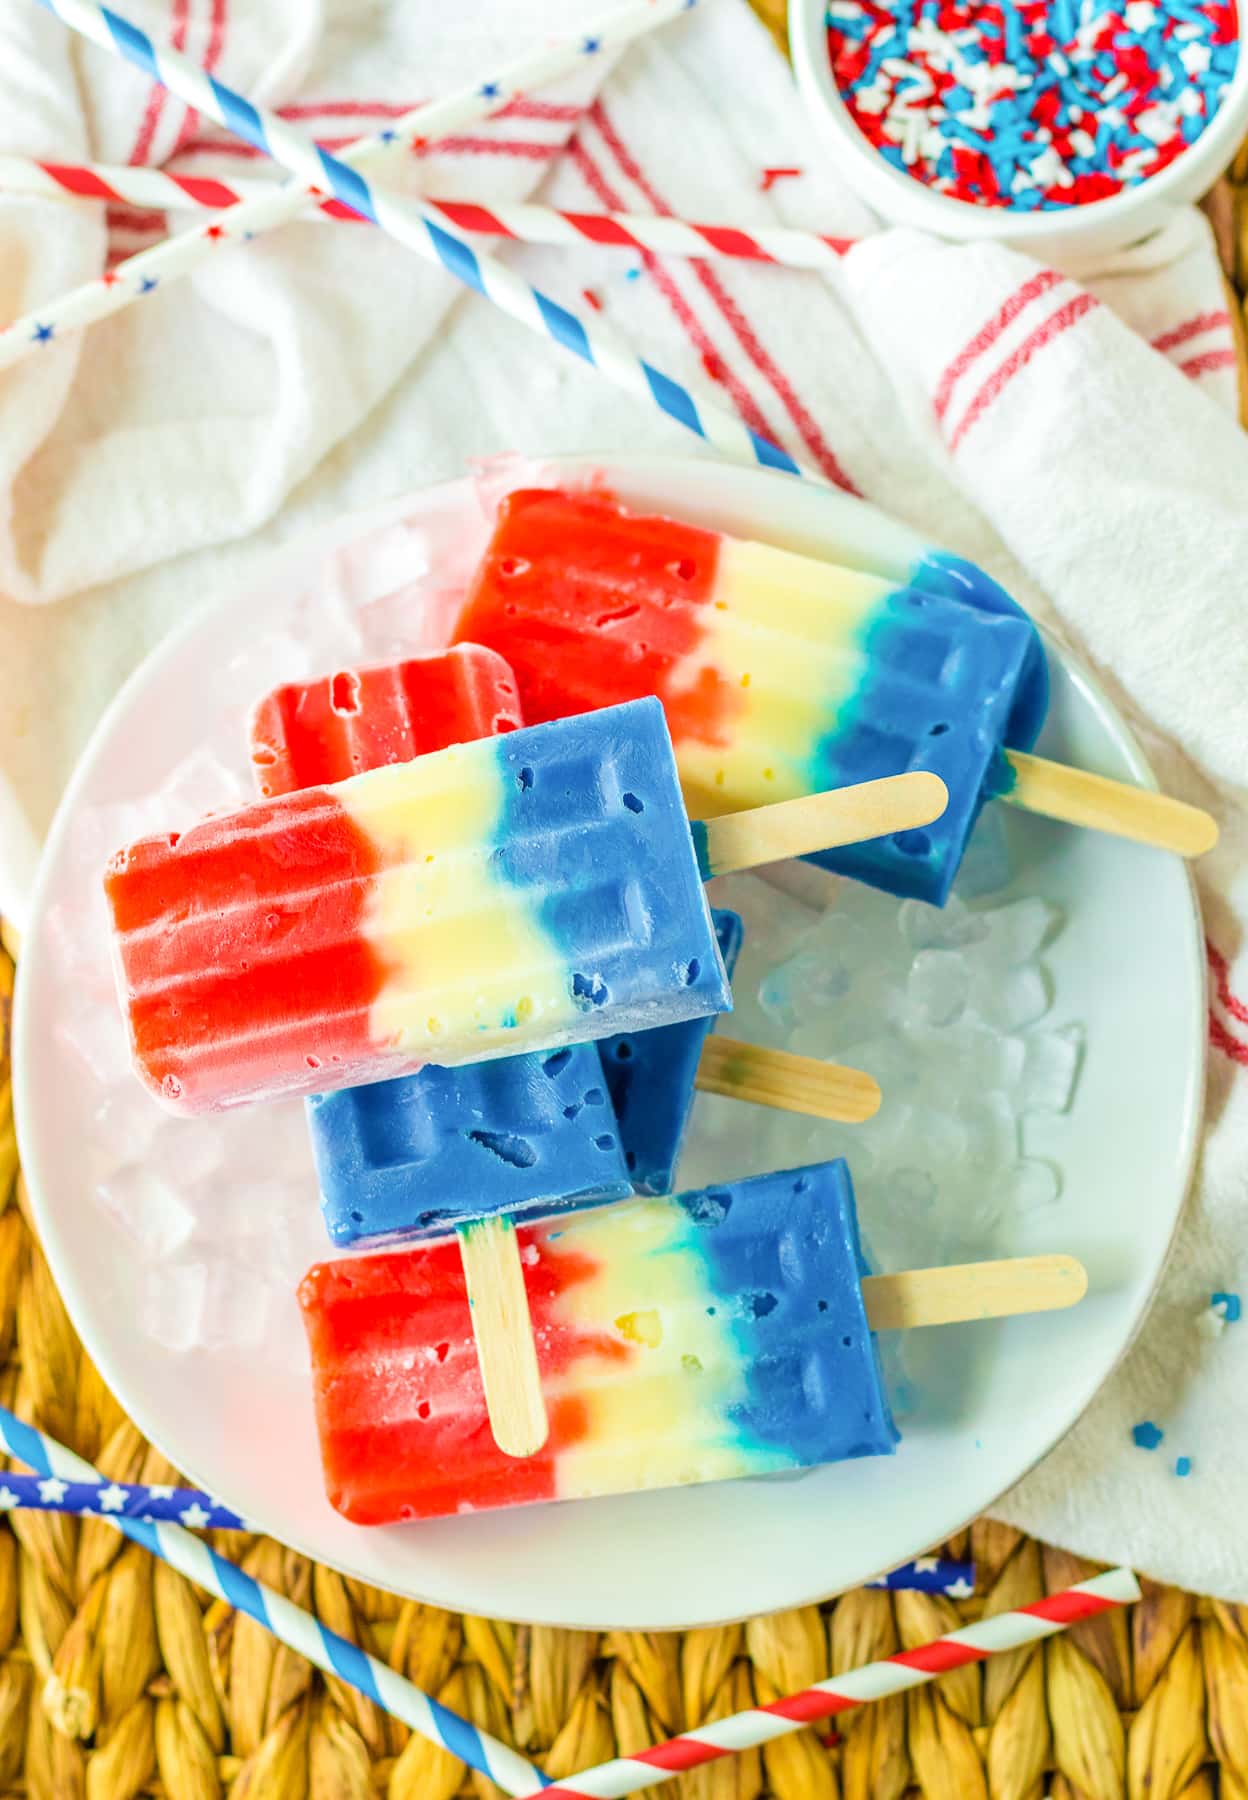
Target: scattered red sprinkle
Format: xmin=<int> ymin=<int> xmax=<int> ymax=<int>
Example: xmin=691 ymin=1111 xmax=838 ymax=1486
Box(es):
xmin=760 ymin=165 xmax=803 ymax=191
xmin=700 ymin=350 xmax=727 ymax=382
xmin=581 ymin=287 xmax=604 ymax=312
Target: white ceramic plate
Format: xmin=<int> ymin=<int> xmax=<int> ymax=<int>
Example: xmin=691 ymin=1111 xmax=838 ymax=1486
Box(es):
xmin=13 ymin=455 xmax=1205 ymax=1629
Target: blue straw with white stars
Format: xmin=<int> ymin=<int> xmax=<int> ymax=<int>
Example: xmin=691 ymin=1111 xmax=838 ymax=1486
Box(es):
xmin=868 ymin=1558 xmax=976 ymax=1598
xmin=0 ymin=1469 xmax=249 ymax=1531
xmin=21 ymin=0 xmax=807 ymax=478
xmin=0 ymin=1404 xmax=548 ymax=1795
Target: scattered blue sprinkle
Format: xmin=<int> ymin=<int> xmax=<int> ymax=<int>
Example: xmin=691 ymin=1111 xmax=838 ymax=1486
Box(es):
xmin=1212 ymin=1290 xmax=1242 ymax=1322
xmin=1175 ymin=1455 xmax=1193 ymax=1477
xmin=1132 ymin=1420 xmax=1165 ymax=1450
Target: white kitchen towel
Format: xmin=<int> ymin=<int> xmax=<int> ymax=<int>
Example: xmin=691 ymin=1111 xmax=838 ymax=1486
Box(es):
xmin=2 ymin=0 xmax=1248 ymax=1595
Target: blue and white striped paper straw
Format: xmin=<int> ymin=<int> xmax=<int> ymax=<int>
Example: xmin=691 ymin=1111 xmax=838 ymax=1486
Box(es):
xmin=0 ymin=1404 xmax=547 ymax=1795
xmin=3 ymin=0 xmax=698 ymax=366
xmin=0 ymin=0 xmax=693 ymax=369
xmin=22 ymin=0 xmax=807 ymax=478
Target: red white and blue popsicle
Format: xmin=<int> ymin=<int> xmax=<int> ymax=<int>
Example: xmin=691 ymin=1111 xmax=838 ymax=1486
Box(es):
xmin=298 ymin=1157 xmax=1088 ymax=1523
xmin=456 ymin=487 xmax=1217 ymax=900
xmin=107 ymin=695 xmax=937 ymax=1118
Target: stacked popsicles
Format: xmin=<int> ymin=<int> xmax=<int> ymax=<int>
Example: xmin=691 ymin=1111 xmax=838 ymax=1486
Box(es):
xmin=106 ymin=631 xmax=939 ymax=1458
xmin=101 ymin=477 xmax=1214 ymax=1528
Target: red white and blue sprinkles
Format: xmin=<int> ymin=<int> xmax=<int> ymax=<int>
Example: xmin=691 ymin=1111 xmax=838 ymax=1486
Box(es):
xmin=825 ymin=0 xmax=1240 ymax=208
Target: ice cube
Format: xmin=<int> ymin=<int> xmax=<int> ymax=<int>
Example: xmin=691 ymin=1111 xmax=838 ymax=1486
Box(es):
xmin=953 ymin=805 xmax=1011 ymax=899
xmin=215 ymin=1175 xmax=306 ymax=1244
xmin=903 ymin=1018 xmax=1015 ymax=1104
xmin=845 ymin=1032 xmax=923 ymax=1105
xmin=222 ymin=632 xmax=313 ymax=703
xmin=1016 ymin=1024 xmax=1084 ymax=1113
xmin=200 ymin=1262 xmax=272 ymax=1351
xmin=99 ymin=1166 xmax=195 ymax=1256
xmin=159 ymin=747 xmax=248 ymax=828
xmin=248 ymin=1205 xmax=326 ymax=1287
xmin=906 ymin=1105 xmax=968 ymax=1170
xmin=706 ymin=871 xmax=819 ymax=957
xmin=57 ymin=1004 xmax=127 ymax=1084
xmin=214 ymin=1098 xmax=312 ymax=1178
xmin=961 ymin=1022 xmax=1027 ymax=1092
xmin=759 ymin=950 xmax=828 ymax=1029
xmin=811 ymin=964 xmax=905 ymax=1052
xmin=906 ymin=949 xmax=969 ymax=1026
xmin=890 ymin=1166 xmax=937 ymax=1211
xmin=1007 ymin=1158 xmax=1061 ymax=1211
xmin=358 ymin=579 xmax=454 ymax=661
xmin=852 ymin=1099 xmax=916 ymax=1167
xmin=140 ymin=1261 xmax=207 ymax=1352
xmin=971 ymin=963 xmax=1051 ymax=1031
xmin=275 ymin=1308 xmax=313 ymax=1375
xmin=898 ymin=893 xmax=989 ymax=953
xmin=92 ymin=1089 xmax=163 ymax=1164
xmin=68 ymin=798 xmax=166 ymax=875
xmin=762 ymin=944 xmax=862 ymax=1037
xmin=979 ymin=899 xmax=1062 ymax=969
xmin=45 ymin=897 xmax=115 ymax=996
xmin=149 ymin=1118 xmax=225 ymax=1190
xmin=756 ymin=859 xmax=844 ymax=912
xmin=956 ymin=1092 xmax=1018 ymax=1172
xmin=335 ymin=518 xmax=434 ymax=604
xmin=287 ymin=564 xmax=368 ymax=674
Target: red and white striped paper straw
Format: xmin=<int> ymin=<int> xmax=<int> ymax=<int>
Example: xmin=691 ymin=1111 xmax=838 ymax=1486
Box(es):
xmin=536 ymin=1568 xmax=1140 ymax=1799
xmin=0 ymin=157 xmax=858 ymax=268
xmin=0 ymin=155 xmax=351 ymax=218
xmin=421 ymin=198 xmax=857 ymax=268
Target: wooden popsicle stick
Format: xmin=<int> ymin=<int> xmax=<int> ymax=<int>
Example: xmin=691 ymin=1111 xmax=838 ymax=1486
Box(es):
xmin=694 ymin=771 xmax=948 ymax=878
xmin=862 ymin=1254 xmax=1088 ymax=1331
xmin=695 ymin=1036 xmax=881 ymax=1123
xmin=457 ymin=1217 xmax=549 ymax=1459
xmin=1002 ymin=751 xmax=1217 ymax=858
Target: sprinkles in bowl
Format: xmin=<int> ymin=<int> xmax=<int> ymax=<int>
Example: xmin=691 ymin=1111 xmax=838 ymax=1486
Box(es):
xmin=825 ymin=0 xmax=1240 ymax=208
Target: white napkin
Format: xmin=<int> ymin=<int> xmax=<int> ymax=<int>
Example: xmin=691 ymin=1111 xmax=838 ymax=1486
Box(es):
xmin=2 ymin=0 xmax=1248 ymax=1596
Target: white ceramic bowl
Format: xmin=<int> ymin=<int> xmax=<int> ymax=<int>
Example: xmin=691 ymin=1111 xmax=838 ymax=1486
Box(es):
xmin=790 ymin=0 xmax=1248 ymax=261
xmin=13 ymin=454 xmax=1205 ymax=1629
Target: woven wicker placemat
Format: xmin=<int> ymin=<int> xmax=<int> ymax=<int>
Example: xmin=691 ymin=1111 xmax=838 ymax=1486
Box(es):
xmin=3 ymin=62 xmax=1248 ymax=1797
xmin=0 ymin=919 xmax=1244 ymax=1800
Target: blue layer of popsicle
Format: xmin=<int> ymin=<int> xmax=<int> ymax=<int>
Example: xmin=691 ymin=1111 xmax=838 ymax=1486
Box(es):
xmin=599 ymin=908 xmax=744 ymax=1195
